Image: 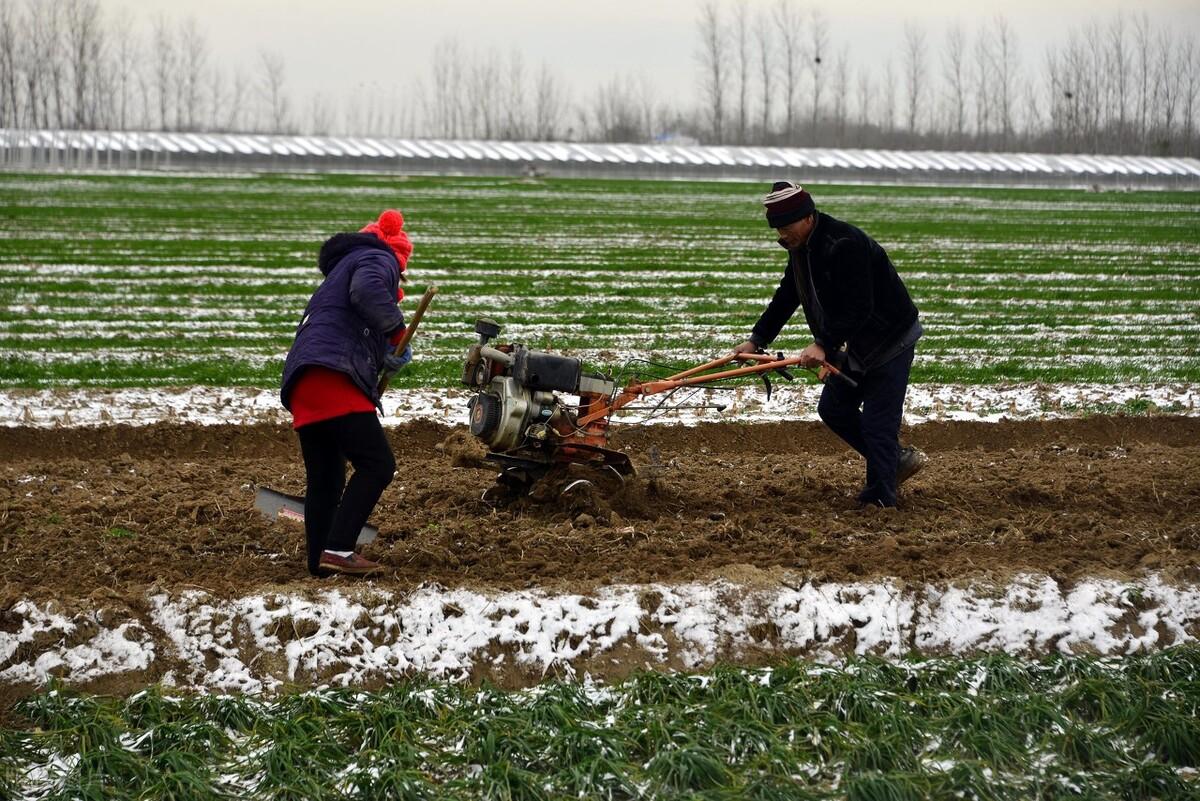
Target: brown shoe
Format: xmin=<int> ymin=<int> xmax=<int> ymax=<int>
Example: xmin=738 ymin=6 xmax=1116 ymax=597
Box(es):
xmin=318 ymin=551 xmax=385 ymax=576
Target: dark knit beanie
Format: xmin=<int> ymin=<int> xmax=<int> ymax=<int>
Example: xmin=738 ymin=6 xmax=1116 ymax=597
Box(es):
xmin=763 ymin=181 xmax=815 ymax=228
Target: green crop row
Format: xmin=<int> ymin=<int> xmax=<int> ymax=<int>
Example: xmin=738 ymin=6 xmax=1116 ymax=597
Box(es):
xmin=3 ymin=648 xmax=1198 ymax=800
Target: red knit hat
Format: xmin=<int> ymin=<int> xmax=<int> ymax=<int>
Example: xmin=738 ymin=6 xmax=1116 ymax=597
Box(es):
xmin=360 ymin=209 xmax=413 ymax=272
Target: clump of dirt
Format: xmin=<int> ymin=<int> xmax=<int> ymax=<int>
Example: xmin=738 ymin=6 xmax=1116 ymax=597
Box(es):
xmin=435 ymin=429 xmax=491 ymax=469
xmin=0 ymin=416 xmax=1198 ymax=602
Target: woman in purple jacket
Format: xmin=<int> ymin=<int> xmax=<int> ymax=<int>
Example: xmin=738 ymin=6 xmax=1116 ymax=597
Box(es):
xmin=281 ymin=210 xmax=412 ymax=576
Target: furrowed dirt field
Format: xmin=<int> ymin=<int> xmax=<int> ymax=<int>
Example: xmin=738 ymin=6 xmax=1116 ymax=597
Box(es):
xmin=2 ymin=416 xmax=1198 ymax=601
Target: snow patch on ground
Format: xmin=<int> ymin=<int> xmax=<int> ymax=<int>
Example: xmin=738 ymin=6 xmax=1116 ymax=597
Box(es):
xmin=0 ymin=383 xmax=1197 ymax=429
xmin=0 ymin=601 xmax=155 ymax=685
xmin=2 ymin=575 xmax=1196 ymax=692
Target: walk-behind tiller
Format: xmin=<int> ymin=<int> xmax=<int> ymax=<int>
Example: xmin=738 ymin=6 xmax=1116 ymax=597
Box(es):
xmin=463 ymin=318 xmax=856 ymax=501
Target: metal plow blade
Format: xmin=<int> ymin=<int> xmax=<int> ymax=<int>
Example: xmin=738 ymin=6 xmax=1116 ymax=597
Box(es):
xmin=253 ymin=486 xmax=378 ymax=545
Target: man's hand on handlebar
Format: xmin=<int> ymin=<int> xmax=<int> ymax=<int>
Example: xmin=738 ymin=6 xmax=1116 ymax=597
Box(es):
xmin=797 ymin=342 xmax=826 ymax=369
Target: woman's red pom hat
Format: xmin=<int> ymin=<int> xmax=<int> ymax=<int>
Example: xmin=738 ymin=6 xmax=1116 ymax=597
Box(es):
xmin=360 ymin=209 xmax=413 ymax=271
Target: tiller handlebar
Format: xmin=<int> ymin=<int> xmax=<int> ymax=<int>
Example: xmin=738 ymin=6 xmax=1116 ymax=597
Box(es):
xmin=576 ymin=350 xmax=857 ymax=427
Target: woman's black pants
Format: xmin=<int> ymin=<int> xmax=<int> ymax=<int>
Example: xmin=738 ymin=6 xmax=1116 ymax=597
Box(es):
xmin=296 ymin=412 xmax=396 ymax=575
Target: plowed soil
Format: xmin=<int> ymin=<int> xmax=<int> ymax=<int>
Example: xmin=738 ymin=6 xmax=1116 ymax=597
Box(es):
xmin=2 ymin=416 xmax=1199 ymax=604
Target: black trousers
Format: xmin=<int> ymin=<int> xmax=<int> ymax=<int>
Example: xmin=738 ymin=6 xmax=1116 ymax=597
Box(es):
xmin=816 ymin=345 xmax=915 ymax=507
xmin=296 ymin=412 xmax=395 ymax=575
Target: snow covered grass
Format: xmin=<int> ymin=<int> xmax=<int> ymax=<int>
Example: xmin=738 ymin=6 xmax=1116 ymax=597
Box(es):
xmin=4 ymin=647 xmax=1198 ymax=800
xmin=1 ymin=172 xmax=1198 ymax=389
xmin=3 ymin=575 xmax=1199 ymax=693
xmin=0 ymin=382 xmax=1196 ymax=429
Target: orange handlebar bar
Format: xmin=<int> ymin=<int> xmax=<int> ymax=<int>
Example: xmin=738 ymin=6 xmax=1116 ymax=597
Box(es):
xmin=576 ymin=352 xmax=855 ymax=426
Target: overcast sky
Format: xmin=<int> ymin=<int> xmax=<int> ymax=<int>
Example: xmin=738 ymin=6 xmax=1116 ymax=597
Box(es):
xmin=107 ymin=0 xmax=1200 ymax=113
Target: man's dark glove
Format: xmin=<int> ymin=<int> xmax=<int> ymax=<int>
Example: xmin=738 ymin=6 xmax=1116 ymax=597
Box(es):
xmin=381 ymin=344 xmax=412 ymax=379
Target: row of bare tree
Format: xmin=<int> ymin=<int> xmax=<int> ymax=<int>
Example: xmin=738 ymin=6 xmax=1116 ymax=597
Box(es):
xmin=1 ymin=0 xmax=1196 ymax=156
xmin=0 ymin=0 xmax=293 ymax=135
xmin=695 ymin=2 xmax=1200 ymax=155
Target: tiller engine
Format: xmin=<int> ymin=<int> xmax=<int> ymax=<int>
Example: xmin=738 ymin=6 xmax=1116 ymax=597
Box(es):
xmin=462 ymin=317 xmax=855 ymax=499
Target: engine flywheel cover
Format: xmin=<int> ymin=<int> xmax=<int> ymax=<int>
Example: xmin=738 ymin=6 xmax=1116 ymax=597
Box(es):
xmin=469 ymin=393 xmax=502 ymax=440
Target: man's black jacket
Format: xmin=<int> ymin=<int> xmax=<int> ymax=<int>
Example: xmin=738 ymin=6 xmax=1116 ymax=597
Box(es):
xmin=750 ymin=211 xmax=919 ymax=370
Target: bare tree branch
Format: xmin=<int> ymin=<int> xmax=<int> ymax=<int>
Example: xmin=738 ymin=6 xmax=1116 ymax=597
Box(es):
xmin=990 ymin=15 xmax=1019 ymax=148
xmin=150 ymin=14 xmax=175 ymax=130
xmin=1133 ymin=11 xmax=1152 ymax=151
xmin=773 ymin=0 xmax=801 ymax=142
xmin=942 ymin=23 xmax=967 ymax=144
xmin=503 ymin=49 xmax=527 ymax=140
xmin=833 ymin=46 xmax=849 ymax=141
xmin=807 ymin=9 xmax=828 ymax=142
xmin=108 ymin=6 xmax=137 ymax=131
xmin=256 ymin=49 xmax=290 ymax=133
xmin=0 ymin=0 xmax=20 ymax=128
xmin=754 ymin=9 xmax=773 ymax=142
xmin=63 ymin=0 xmax=102 ymax=129
xmin=733 ymin=0 xmax=750 ymax=144
xmin=971 ymin=24 xmax=994 ymax=145
xmin=532 ymin=61 xmax=567 ymax=140
xmin=696 ymin=0 xmax=726 ymax=143
xmin=1105 ymin=12 xmax=1129 ymax=148
xmin=178 ymin=17 xmax=207 ymax=131
xmin=902 ymin=22 xmax=927 ymax=138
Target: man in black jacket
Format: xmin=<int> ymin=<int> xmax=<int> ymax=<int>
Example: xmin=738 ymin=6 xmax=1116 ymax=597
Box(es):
xmin=734 ymin=182 xmax=926 ymax=508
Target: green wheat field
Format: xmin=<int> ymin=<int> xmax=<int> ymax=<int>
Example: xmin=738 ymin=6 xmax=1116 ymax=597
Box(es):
xmin=1 ymin=171 xmax=1198 ymax=389
xmin=2 ymin=172 xmax=1199 ymax=798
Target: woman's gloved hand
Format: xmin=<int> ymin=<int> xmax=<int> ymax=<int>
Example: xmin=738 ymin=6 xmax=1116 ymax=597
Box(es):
xmin=381 ymin=344 xmax=412 ymax=378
